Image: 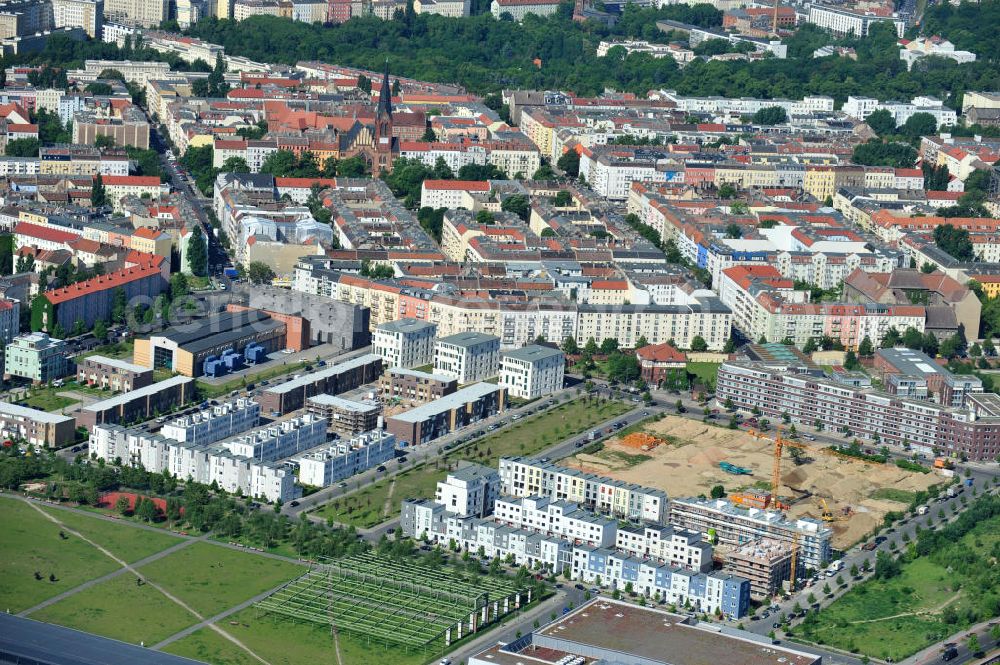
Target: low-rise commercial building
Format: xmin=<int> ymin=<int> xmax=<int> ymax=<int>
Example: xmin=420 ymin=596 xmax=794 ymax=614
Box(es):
xmin=433 ymin=332 xmax=500 ymax=384
xmin=380 ymin=367 xmax=457 ymax=405
xmin=76 ymin=354 xmax=152 ymax=392
xmin=257 ymin=353 xmax=383 ymax=415
xmin=296 ymin=430 xmax=396 ymax=487
xmin=0 ymin=401 xmax=76 ymax=447
xmin=498 ymin=344 xmax=564 ymax=399
xmin=386 ymin=382 xmax=504 ymax=445
xmin=4 ymin=332 xmax=70 ymax=384
xmin=305 ymin=394 xmax=381 ymax=436
xmin=372 ymin=318 xmax=437 ymax=369
xmin=77 ymin=375 xmax=193 ymax=430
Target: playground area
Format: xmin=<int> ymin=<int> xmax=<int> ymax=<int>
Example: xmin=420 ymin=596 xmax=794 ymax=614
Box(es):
xmin=563 ymin=416 xmax=941 ymax=548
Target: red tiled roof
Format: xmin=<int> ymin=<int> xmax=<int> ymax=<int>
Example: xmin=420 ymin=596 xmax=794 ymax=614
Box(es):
xmin=275 ymin=177 xmax=338 ymax=188
xmin=45 ymin=259 xmax=163 ymax=305
xmin=132 ymin=227 xmax=164 ymax=240
xmin=13 ymin=221 xmax=78 ymax=244
xmin=422 ymin=179 xmax=490 ymax=191
xmin=102 ymin=176 xmax=163 ymax=187
xmin=636 ymin=342 xmax=687 ymax=364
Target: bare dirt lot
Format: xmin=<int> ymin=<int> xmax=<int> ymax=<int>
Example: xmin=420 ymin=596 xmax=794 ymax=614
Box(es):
xmin=563 ymin=415 xmax=941 ymax=549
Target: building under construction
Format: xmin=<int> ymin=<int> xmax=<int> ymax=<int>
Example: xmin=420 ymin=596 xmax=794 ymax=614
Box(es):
xmin=726 ymin=537 xmax=794 ymax=599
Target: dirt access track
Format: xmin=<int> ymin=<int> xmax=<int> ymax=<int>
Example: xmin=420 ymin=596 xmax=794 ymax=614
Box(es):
xmin=563 ymin=415 xmax=942 ymax=549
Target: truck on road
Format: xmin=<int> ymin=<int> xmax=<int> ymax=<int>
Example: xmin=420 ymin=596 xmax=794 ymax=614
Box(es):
xmin=917 ymin=505 xmax=929 ymax=515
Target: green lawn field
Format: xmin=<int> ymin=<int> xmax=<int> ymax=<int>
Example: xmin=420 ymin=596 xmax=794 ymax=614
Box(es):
xmin=314 ymin=397 xmax=632 ymax=528
xmin=38 ymin=505 xmax=182 ymax=563
xmin=685 ymin=362 xmax=720 ymax=391
xmin=0 ymin=498 xmax=121 ymax=612
xmin=137 ymin=542 xmax=305 ymax=617
xmin=169 ymin=608 xmax=428 ymax=665
xmin=32 ymin=573 xmax=199 ymax=645
xmin=798 ymin=514 xmax=1000 ymax=660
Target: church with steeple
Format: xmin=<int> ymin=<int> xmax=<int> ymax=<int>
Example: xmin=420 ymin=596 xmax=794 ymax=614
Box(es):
xmin=372 ymin=60 xmax=398 ymax=174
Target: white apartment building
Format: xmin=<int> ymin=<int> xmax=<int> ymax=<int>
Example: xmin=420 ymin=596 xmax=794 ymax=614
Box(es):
xmin=499 ymin=344 xmax=564 ymax=399
xmin=221 ymin=413 xmax=327 ymax=462
xmin=233 ymin=0 xmax=280 ymax=21
xmin=843 ymin=95 xmax=957 ymax=129
xmin=490 ymin=0 xmax=559 ymax=20
xmin=413 ymin=0 xmax=469 ymax=16
xmin=160 ymin=398 xmax=260 ymax=446
xmin=498 ymin=457 xmax=669 ymax=524
xmin=899 ymin=36 xmax=975 ymax=70
xmin=806 ymin=5 xmax=905 ymax=37
xmin=372 ymin=318 xmax=437 ymax=369
xmin=296 ymin=430 xmax=396 ymax=487
xmin=76 ymin=59 xmax=171 ymax=86
xmin=419 ymin=179 xmax=489 ymax=210
xmin=52 ymin=0 xmax=102 ymax=38
xmin=615 ymin=525 xmax=713 ymax=572
xmin=434 ymin=462 xmax=501 ymax=518
xmin=493 ymin=496 xmax=619 ymax=548
xmin=103 ymin=0 xmax=168 ymax=26
xmin=90 ymin=424 xmax=295 ymax=502
xmin=433 ymin=332 xmax=501 ymax=384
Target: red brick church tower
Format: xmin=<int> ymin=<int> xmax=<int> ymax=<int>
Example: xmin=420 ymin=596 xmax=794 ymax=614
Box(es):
xmin=373 ymin=60 xmax=396 ymax=174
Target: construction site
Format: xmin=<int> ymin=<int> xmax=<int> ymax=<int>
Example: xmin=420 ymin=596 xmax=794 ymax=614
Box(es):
xmin=563 ymin=415 xmax=942 ymax=549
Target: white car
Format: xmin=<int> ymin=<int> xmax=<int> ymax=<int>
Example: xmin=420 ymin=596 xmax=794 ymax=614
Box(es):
xmin=281 ymin=348 xmax=295 ymax=354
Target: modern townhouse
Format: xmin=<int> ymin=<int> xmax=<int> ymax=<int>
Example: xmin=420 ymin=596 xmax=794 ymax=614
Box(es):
xmin=497 ymin=457 xmax=669 ymax=524
xmin=295 ymin=430 xmax=396 ymax=487
xmin=159 ymin=398 xmax=260 ymax=446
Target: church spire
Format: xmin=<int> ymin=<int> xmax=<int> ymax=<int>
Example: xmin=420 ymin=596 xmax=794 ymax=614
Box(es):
xmin=378 ymin=59 xmax=392 ymax=119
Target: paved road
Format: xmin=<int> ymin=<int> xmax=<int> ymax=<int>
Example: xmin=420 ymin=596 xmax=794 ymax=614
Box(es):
xmin=286 ymin=382 xmax=641 ymax=521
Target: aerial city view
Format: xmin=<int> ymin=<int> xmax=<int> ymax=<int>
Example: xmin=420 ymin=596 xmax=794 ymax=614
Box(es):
xmin=0 ymin=0 xmax=999 ymax=663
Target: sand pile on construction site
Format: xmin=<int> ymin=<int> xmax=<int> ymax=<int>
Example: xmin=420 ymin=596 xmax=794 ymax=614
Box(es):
xmin=561 ymin=415 xmax=941 ymax=549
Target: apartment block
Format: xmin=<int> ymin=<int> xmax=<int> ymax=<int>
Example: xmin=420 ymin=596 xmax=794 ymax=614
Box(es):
xmin=4 ymin=332 xmax=70 ymax=384
xmin=90 ymin=423 xmax=294 ymax=502
xmin=76 ymin=354 xmax=152 ymax=392
xmin=222 ymin=413 xmax=326 ymax=462
xmin=77 ymin=376 xmax=193 ymax=430
xmin=493 ymin=495 xmax=620 ymax=549
xmin=305 ymin=394 xmax=381 ymax=436
xmin=0 ymin=401 xmax=76 ymax=448
xmin=717 ymin=360 xmax=1000 ymax=462
xmin=433 ymin=332 xmax=500 ymax=384
xmin=725 ymin=537 xmax=794 ymax=599
xmin=103 ymin=0 xmax=168 ymax=27
xmin=159 ymin=398 xmax=260 ymax=446
xmin=670 ymin=495 xmax=831 ymax=569
xmin=296 ymin=430 xmax=396 ymax=487
xmin=434 ymin=462 xmax=500 ymax=518
xmin=873 ymin=347 xmax=982 ymax=407
xmin=52 ymin=0 xmax=102 ymax=38
xmin=614 ymin=525 xmax=714 ymax=573
xmin=498 ymin=457 xmax=668 ymax=524
xmin=380 ymin=367 xmax=457 ymax=405
xmin=372 ymin=317 xmax=436 ymax=369
xmin=386 ymin=382 xmax=504 ymax=445
xmin=256 ymin=353 xmax=383 ymax=416
xmin=499 ymin=344 xmax=564 ymax=399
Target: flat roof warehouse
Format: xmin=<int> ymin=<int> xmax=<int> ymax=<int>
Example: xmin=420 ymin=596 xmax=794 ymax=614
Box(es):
xmin=470 ymin=598 xmax=821 ymax=665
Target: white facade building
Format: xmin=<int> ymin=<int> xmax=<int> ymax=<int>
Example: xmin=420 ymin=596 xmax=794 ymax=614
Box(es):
xmin=499 ymin=344 xmax=564 ymax=399
xmin=160 ymin=398 xmax=260 ymax=446
xmin=433 ymin=332 xmax=501 ymax=384
xmin=434 ymin=462 xmax=501 ymax=518
xmin=296 ymin=430 xmax=396 ymax=487
xmin=372 ymin=318 xmax=437 ymax=369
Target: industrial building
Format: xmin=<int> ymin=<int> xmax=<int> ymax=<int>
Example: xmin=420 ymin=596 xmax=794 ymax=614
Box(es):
xmin=433 ymin=332 xmax=500 ymax=384
xmin=468 ymin=599 xmax=821 ymax=665
xmin=0 ymin=401 xmax=76 ymax=448
xmin=76 ymin=354 xmax=153 ymax=393
xmin=498 ymin=344 xmax=564 ymax=399
xmin=386 ymin=382 xmax=503 ymax=445
xmin=247 ymin=286 xmax=370 ymax=349
xmin=380 ymin=367 xmax=457 ymax=404
xmin=296 ymin=430 xmax=396 ymax=487
xmin=159 ymin=399 xmax=260 ymax=446
xmin=372 ymin=317 xmax=437 ymax=369
xmin=76 ymin=376 xmax=193 ymax=430
xmin=133 ymin=310 xmax=286 ymax=378
xmin=257 ymin=353 xmax=383 ymax=416
xmin=305 ymin=394 xmax=381 ymax=436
